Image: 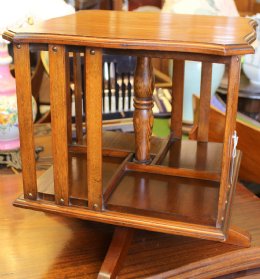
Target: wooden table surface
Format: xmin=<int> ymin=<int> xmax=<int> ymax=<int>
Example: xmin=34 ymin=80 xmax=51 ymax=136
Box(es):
xmin=4 ymin=10 xmax=256 ymax=55
xmin=1 ymin=138 xmax=260 ymax=278
xmin=1 ymin=175 xmax=260 ymax=278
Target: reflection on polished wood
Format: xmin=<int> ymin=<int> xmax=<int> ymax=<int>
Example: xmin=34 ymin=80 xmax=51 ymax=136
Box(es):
xmin=1 ymin=174 xmax=260 ymax=278
xmin=107 ymin=171 xmax=219 ymax=226
xmin=4 ymin=11 xmax=256 ymax=55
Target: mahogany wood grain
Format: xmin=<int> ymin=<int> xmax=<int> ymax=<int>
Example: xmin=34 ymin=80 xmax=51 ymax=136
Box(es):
xmin=195 ymin=142 xmax=208 ymax=171
xmin=106 ymin=170 xmax=219 ymax=226
xmin=68 ymin=131 xmax=167 ymax=158
xmin=13 ymin=43 xmax=37 ymax=200
xmin=69 ymin=144 xmax=130 ymax=158
xmin=73 ymin=52 xmax=84 ymax=143
xmin=133 ymin=57 xmax=154 ymax=163
xmin=85 ymin=48 xmax=103 ymax=210
xmin=49 ymin=44 xmax=70 ymax=206
xmin=36 ymin=155 xmax=124 ymax=205
xmin=198 ymin=62 xmax=212 ymax=142
xmin=217 ymin=56 xmax=241 ymax=228
xmin=4 ymin=11 xmax=256 ymax=55
xmin=103 ymin=154 xmax=133 ymax=202
xmin=125 ymin=162 xmax=220 ymax=182
xmin=224 ymin=225 xmax=251 ymax=248
xmin=171 ymin=59 xmax=185 ymax=139
xmin=98 ymin=227 xmax=134 ymax=279
xmin=151 ymin=136 xmax=171 ymax=164
xmin=161 ymin=140 xmax=223 ymax=172
xmin=107 ymin=48 xmax=231 ymax=64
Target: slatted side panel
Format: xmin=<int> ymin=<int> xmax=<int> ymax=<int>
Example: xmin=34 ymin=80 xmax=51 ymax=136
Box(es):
xmin=217 ymin=56 xmax=241 ymax=228
xmin=85 ymin=48 xmax=103 ymax=211
xmin=171 ymin=60 xmax=185 ymax=139
xmin=13 ymin=43 xmax=37 ymax=200
xmin=197 ymin=62 xmax=212 ymax=142
xmin=49 ymin=44 xmax=70 ymax=206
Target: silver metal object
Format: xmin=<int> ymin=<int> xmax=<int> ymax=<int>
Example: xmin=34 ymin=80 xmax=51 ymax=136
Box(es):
xmin=103 ymin=62 xmax=109 ymax=113
xmin=110 ymin=62 xmax=116 ymax=113
xmin=229 ymin=130 xmax=239 ymax=185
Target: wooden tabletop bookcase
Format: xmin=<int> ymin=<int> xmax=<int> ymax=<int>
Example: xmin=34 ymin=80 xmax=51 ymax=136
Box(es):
xmin=3 ymin=10 xmax=256 ymax=278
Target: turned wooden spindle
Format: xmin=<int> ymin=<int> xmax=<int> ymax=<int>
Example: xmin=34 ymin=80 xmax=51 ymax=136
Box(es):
xmin=133 ymin=57 xmax=154 ymax=163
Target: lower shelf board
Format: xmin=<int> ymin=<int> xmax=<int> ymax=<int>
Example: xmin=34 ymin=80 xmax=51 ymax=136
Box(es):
xmin=106 ymin=171 xmax=219 ymax=226
xmin=35 ymin=152 xmax=219 ymax=226
xmin=14 ymin=133 xmax=241 ymax=242
xmin=37 ymin=154 xmax=125 ymax=204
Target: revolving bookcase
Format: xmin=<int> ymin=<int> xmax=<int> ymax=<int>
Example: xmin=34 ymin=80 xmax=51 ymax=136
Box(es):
xmin=3 ymin=10 xmax=256 ymax=278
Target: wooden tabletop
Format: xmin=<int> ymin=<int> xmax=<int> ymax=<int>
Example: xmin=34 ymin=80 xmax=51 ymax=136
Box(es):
xmin=1 ymin=175 xmax=260 ymax=278
xmin=3 ymin=10 xmax=256 ymax=55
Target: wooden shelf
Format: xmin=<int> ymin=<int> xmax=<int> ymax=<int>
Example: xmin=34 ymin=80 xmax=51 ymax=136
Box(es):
xmin=106 ymin=171 xmax=219 ymax=226
xmin=15 ymin=131 xmax=241 ymax=240
xmin=160 ymin=139 xmax=223 ymax=173
xmin=37 ymin=155 xmax=124 ymax=206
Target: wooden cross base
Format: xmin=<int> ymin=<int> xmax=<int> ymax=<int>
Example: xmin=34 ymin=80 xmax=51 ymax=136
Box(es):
xmin=98 ymin=225 xmax=251 ymax=278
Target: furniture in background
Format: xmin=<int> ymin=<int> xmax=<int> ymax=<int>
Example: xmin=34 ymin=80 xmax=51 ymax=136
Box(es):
xmin=218 ymin=72 xmax=260 ymax=123
xmin=235 ymin=0 xmax=260 ymax=15
xmin=191 ymin=94 xmax=260 ymax=186
xmin=3 ymin=10 xmax=256 ymax=278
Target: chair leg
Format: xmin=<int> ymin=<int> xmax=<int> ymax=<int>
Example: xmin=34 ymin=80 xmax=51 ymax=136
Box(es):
xmin=98 ymin=226 xmax=134 ymax=279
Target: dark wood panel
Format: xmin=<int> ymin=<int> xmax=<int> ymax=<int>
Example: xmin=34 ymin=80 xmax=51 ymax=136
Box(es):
xmin=160 ymin=140 xmax=223 ymax=172
xmin=37 ymin=155 xmax=124 ymax=201
xmin=106 ymin=171 xmax=219 ymax=226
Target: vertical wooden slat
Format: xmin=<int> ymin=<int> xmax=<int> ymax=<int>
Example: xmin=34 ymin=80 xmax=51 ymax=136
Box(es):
xmin=217 ymin=56 xmax=241 ymax=228
xmin=85 ymin=48 xmax=103 ymax=210
xmin=169 ymin=140 xmax=182 ymax=168
xmin=49 ymin=44 xmax=70 ymax=206
xmin=195 ymin=142 xmax=208 ymax=170
xmin=73 ymin=52 xmax=83 ymax=143
xmin=171 ymin=60 xmax=185 ymax=139
xmin=13 ymin=43 xmax=37 ymax=200
xmin=112 ymin=0 xmax=123 ymax=10
xmin=198 ymin=62 xmax=212 ymax=142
